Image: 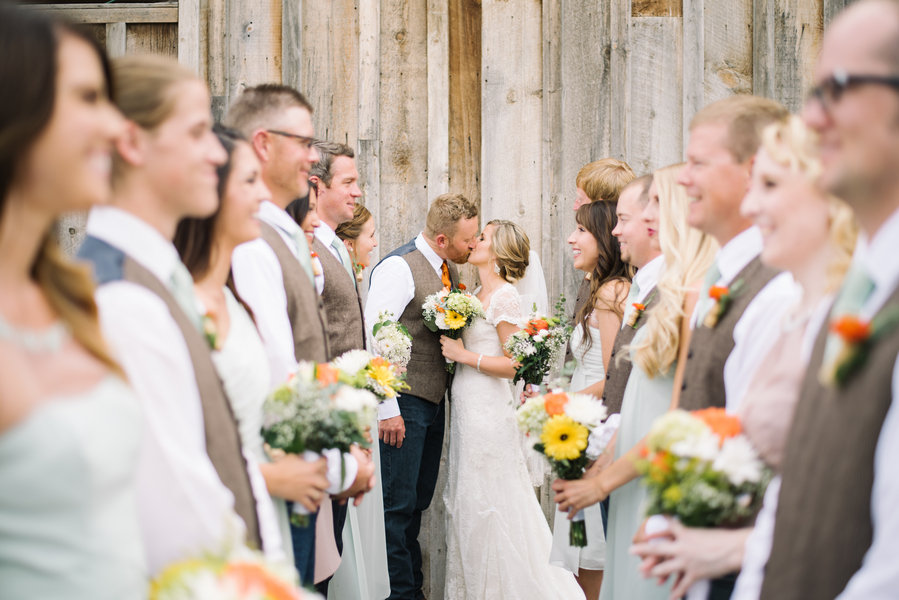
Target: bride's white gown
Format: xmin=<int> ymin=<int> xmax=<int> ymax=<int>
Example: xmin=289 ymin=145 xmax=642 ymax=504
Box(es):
xmin=443 ymin=283 xmax=584 ymax=600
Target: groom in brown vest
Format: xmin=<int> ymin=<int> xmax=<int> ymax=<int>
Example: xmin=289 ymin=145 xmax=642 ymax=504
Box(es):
xmin=761 ymin=2 xmax=899 ymax=597
xmin=366 ymin=194 xmax=479 ymax=600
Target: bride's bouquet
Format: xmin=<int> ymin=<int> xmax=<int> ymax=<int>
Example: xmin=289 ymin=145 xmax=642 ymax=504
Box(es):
xmin=516 ymin=390 xmax=613 ymax=547
xmin=503 ymin=295 xmax=572 ymax=385
xmin=635 ymin=408 xmax=770 ymax=527
xmin=149 ymin=544 xmax=315 ymax=600
xmin=332 ymin=349 xmax=410 ymax=402
xmin=370 ymin=311 xmax=413 ymax=368
xmin=261 ymin=362 xmax=378 ymax=526
xmin=421 ymin=286 xmax=484 ymax=373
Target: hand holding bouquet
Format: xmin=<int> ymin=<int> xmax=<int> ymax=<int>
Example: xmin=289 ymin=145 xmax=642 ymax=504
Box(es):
xmin=370 ymin=311 xmax=413 ymax=369
xmin=332 ymin=349 xmax=410 ymax=401
xmin=635 ymin=408 xmax=770 ymax=527
xmin=422 ymin=287 xmax=484 ymax=373
xmin=517 ymin=390 xmax=611 ymax=546
xmin=504 ymin=296 xmax=572 ymax=385
xmin=261 ymin=362 xmax=378 ymax=525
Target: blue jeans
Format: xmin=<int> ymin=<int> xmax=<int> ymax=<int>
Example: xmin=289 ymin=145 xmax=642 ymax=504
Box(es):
xmin=287 ymin=502 xmax=317 ymax=585
xmin=380 ymin=394 xmax=445 ymax=600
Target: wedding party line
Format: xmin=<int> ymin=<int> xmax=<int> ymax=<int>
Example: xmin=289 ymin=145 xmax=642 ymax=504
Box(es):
xmin=3 ymin=1 xmax=899 ymax=599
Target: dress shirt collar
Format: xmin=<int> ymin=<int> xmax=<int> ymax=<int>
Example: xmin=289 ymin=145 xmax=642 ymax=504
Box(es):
xmin=715 ymin=226 xmax=763 ymax=285
xmin=258 ymin=200 xmax=301 ymax=239
xmin=855 ymin=205 xmax=899 ymax=312
xmin=633 ymin=254 xmax=665 ymax=302
xmin=314 ymin=223 xmax=338 ymax=248
xmin=86 ymin=205 xmax=182 ymax=285
xmin=414 ymin=232 xmax=446 ymax=276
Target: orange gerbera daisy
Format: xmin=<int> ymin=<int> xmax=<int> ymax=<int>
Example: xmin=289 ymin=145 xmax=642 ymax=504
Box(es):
xmin=316 ymin=363 xmax=339 ymax=386
xmin=543 ymin=391 xmax=569 ymax=416
xmin=693 ymin=407 xmax=741 ymax=443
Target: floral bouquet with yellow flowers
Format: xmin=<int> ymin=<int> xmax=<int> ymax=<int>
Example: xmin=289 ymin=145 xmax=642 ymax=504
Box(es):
xmin=332 ymin=349 xmax=410 ymax=402
xmin=516 ymin=390 xmax=611 ymax=546
xmin=371 ymin=311 xmax=413 ymax=368
xmin=422 ymin=287 xmax=485 ymax=373
xmin=261 ymin=362 xmax=378 ymax=525
xmin=503 ymin=295 xmax=572 ymax=385
xmin=635 ymin=408 xmax=770 ymax=527
xmin=149 ymin=545 xmax=317 ymax=600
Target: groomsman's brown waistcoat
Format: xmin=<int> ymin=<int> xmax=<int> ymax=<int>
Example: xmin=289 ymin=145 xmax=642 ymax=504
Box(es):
xmin=678 ymin=257 xmax=779 ymax=411
xmin=259 ymin=223 xmax=329 ymax=363
xmin=602 ymin=285 xmax=658 ymax=415
xmin=396 ymin=250 xmax=456 ymax=404
xmin=122 ymin=256 xmax=263 ymax=549
xmin=760 ymin=284 xmax=899 ymax=600
xmin=311 ymin=237 xmax=365 ymax=360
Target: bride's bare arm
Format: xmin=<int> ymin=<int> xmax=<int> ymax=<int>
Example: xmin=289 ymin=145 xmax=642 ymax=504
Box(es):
xmin=438 ymin=320 xmax=519 ymax=379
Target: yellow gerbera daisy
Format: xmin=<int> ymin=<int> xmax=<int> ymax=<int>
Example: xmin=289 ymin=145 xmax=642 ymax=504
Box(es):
xmin=540 ymin=415 xmax=588 ymax=461
xmin=444 ymin=310 xmax=467 ymax=329
xmin=368 ymin=362 xmax=400 ymax=397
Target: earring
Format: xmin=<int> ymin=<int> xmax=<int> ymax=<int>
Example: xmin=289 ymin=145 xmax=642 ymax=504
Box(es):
xmin=493 ymin=261 xmax=501 ymax=275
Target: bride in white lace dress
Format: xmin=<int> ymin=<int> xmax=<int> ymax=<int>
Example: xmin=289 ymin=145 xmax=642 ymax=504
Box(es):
xmin=439 ymin=220 xmax=584 ymax=600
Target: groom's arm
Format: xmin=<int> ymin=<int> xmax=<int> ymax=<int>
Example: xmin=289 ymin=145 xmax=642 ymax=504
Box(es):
xmin=365 ymin=256 xmax=415 ymax=443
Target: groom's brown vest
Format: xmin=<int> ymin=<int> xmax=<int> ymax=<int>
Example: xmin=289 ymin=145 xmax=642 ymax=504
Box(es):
xmin=602 ymin=285 xmax=658 ymax=415
xmin=377 ymin=240 xmax=458 ymax=404
xmin=760 ymin=283 xmax=899 ymax=599
xmin=311 ymin=237 xmax=365 ymax=360
xmin=678 ymin=256 xmax=779 ymax=411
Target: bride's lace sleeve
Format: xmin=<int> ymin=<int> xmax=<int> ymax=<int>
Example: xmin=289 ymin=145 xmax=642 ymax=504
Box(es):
xmin=488 ymin=284 xmax=524 ymax=327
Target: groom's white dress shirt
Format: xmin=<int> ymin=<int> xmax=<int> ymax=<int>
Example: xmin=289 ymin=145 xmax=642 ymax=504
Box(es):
xmin=620 ymin=254 xmax=665 ymax=329
xmin=689 ymin=226 xmax=799 ymax=411
xmin=87 ymin=206 xmax=248 ymax=574
xmin=365 ymin=233 xmax=445 ymax=420
xmin=314 ymin=223 xmax=343 ymax=295
xmin=232 ymin=201 xmax=357 ymax=494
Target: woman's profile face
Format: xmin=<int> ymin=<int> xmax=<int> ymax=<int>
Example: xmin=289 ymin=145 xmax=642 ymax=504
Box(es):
xmin=300 ymin=187 xmax=321 ymax=245
xmin=468 ymin=223 xmax=496 ymax=267
xmin=567 ymin=221 xmax=600 ymax=273
xmin=217 ymin=142 xmax=268 ymax=247
xmin=349 ymin=216 xmax=378 ymax=268
xmin=742 ymin=147 xmax=830 ymax=274
xmin=17 ymin=35 xmax=123 ymax=215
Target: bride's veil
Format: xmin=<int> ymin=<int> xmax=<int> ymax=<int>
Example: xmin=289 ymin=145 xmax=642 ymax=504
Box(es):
xmin=514 ymin=250 xmax=549 ymax=317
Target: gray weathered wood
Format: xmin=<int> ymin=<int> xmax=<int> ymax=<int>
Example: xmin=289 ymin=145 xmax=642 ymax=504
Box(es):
xmin=427 ymin=0 xmax=451 ymax=200
xmin=703 ymin=0 xmax=753 ymax=105
xmin=824 ymin=0 xmax=853 ymax=25
xmin=357 ymin=0 xmax=381 ymax=262
xmin=226 ymin=0 xmax=282 ymax=105
xmin=105 ymin=22 xmax=127 ymax=58
xmin=178 ymin=0 xmax=204 ymax=77
xmin=126 ymin=23 xmax=178 ymax=56
xmin=26 ymin=3 xmax=179 ymax=24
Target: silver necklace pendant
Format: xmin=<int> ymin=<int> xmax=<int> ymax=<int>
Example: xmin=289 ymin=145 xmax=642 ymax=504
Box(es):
xmin=0 ymin=314 xmax=69 ymax=354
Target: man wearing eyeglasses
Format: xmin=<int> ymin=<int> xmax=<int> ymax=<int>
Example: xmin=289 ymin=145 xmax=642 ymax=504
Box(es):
xmin=759 ymin=2 xmax=899 ymax=599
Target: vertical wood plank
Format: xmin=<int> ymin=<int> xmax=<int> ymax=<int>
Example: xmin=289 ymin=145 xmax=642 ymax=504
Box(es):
xmin=209 ymin=0 xmax=228 ymax=120
xmin=125 ymin=23 xmax=178 ymax=56
xmin=753 ymin=0 xmax=822 ymax=111
xmin=682 ymin=0 xmax=703 ymax=144
xmin=542 ymin=0 xmax=563 ymax=304
xmin=703 ymin=0 xmax=753 ymax=104
xmin=628 ymin=16 xmax=683 ymax=173
xmin=824 ymin=0 xmax=852 ymax=25
xmin=448 ymin=0 xmax=481 ymax=203
xmin=609 ymin=0 xmax=630 ymax=161
xmin=481 ymin=0 xmax=543 ymax=255
xmin=178 ymin=0 xmax=203 ymax=75
xmin=358 ymin=0 xmax=381 ymax=261
xmin=226 ymin=0 xmax=282 ymax=104
xmin=105 ymin=22 xmax=127 ymax=58
xmin=427 ymin=0 xmax=450 ymax=199
xmin=281 ymin=0 xmax=302 ymax=92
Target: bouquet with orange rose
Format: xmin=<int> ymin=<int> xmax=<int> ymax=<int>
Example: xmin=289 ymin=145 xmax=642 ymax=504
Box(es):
xmin=516 ymin=389 xmax=612 ymax=546
xmin=504 ymin=295 xmax=572 ymax=385
xmin=635 ymin=408 xmax=770 ymax=527
xmin=422 ymin=287 xmax=485 ymax=373
xmin=261 ymin=361 xmax=378 ymax=525
xmin=332 ymin=349 xmax=410 ymax=401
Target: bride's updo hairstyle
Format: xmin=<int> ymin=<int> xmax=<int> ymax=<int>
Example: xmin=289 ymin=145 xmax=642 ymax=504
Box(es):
xmin=486 ymin=219 xmax=530 ymax=283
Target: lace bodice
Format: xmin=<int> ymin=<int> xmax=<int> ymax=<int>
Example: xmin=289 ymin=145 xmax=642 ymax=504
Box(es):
xmin=462 ymin=283 xmax=523 ymax=355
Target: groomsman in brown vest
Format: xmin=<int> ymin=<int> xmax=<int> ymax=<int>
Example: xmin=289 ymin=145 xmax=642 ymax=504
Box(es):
xmin=674 ymin=96 xmax=796 ymax=599
xmin=308 ymin=140 xmax=367 ymax=592
xmin=226 ymin=85 xmax=373 ymax=584
xmin=365 ymin=194 xmax=479 ymax=600
xmin=760 ymin=2 xmax=899 ymax=597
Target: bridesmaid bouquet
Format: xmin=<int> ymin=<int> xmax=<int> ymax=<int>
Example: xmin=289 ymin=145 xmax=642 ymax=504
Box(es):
xmin=635 ymin=408 xmax=770 ymax=527
xmin=516 ymin=390 xmax=611 ymax=546
xmin=421 ymin=287 xmax=485 ymax=373
xmin=503 ymin=296 xmax=572 ymax=385
xmin=370 ymin=310 xmax=413 ymax=368
xmin=332 ymin=348 xmax=410 ymax=401
xmin=149 ymin=545 xmax=313 ymax=600
xmin=261 ymin=362 xmax=378 ymax=526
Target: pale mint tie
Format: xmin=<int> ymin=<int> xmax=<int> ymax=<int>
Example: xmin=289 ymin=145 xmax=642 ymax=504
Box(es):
xmin=622 ymin=279 xmax=641 ymax=326
xmin=823 ymin=264 xmax=877 ymax=363
xmin=696 ymin=259 xmax=722 ymax=324
xmin=331 ymin=237 xmax=357 ymax=287
xmin=169 ymin=262 xmax=203 ymax=330
xmin=291 ymin=229 xmax=316 ymax=283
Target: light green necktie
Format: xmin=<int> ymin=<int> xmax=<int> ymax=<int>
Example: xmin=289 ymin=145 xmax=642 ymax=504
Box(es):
xmin=823 ymin=263 xmax=877 ymax=362
xmin=169 ymin=262 xmax=203 ymax=330
xmin=696 ymin=259 xmax=722 ymax=323
xmin=291 ymin=229 xmax=316 ymax=283
xmin=622 ymin=279 xmax=641 ymax=325
xmin=331 ymin=237 xmax=357 ymax=287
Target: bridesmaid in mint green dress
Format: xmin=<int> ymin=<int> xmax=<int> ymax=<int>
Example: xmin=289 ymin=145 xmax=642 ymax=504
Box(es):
xmin=0 ymin=8 xmax=146 ymax=597
xmin=554 ymin=165 xmax=718 ymax=600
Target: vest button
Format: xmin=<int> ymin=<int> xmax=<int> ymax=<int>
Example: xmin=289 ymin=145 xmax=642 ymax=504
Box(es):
xmin=606 ymin=374 xmax=610 ymax=380
xmin=687 ymin=350 xmax=694 ymax=359
xmin=681 ymin=383 xmax=687 ymax=391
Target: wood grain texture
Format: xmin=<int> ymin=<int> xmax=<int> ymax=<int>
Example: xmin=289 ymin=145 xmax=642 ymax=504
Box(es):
xmin=226 ymin=0 xmax=281 ymax=105
xmin=177 ymin=0 xmax=203 ymax=75
xmin=105 ymin=22 xmax=127 ymax=58
xmin=357 ymin=0 xmax=382 ymax=262
xmin=702 ymin=0 xmax=753 ymax=105
xmin=125 ymin=23 xmax=178 ymax=56
xmin=448 ymin=0 xmax=482 ymax=204
xmin=428 ymin=0 xmax=450 ymax=199
xmin=25 ymin=2 xmax=178 ymax=24
xmin=633 ymin=0 xmax=683 ymax=17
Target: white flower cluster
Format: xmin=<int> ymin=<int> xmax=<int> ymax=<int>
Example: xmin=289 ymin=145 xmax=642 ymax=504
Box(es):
xmin=516 ymin=395 xmax=550 ymax=435
xmin=332 ymin=349 xmax=374 ymax=376
xmin=371 ymin=312 xmax=413 ymax=367
xmin=421 ymin=289 xmax=485 ymax=331
xmin=332 ymin=385 xmax=379 ymax=425
xmin=505 ymin=331 xmax=538 ymax=358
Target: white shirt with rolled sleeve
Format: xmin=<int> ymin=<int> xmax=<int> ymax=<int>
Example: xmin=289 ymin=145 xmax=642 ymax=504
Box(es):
xmin=690 ymin=226 xmax=800 ymax=412
xmin=620 ymin=254 xmax=665 ymax=330
xmin=86 ymin=206 xmax=247 ymax=575
xmin=231 ymin=201 xmax=357 ymax=494
xmin=365 ymin=233 xmax=445 ymax=421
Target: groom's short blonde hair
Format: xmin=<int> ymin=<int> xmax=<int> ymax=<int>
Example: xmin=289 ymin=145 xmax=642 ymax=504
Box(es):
xmin=425 ymin=193 xmax=479 ymax=239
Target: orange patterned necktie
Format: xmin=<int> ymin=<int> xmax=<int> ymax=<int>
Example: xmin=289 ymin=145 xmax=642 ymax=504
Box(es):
xmin=441 ymin=261 xmax=452 ymax=290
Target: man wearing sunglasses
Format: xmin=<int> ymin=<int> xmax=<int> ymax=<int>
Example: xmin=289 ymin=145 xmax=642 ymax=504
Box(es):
xmin=760 ymin=1 xmax=899 ymax=599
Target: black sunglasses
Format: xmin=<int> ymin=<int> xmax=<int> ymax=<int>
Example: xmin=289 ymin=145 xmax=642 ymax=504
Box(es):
xmin=266 ymin=129 xmax=317 ymax=149
xmin=807 ymin=68 xmax=899 ymax=111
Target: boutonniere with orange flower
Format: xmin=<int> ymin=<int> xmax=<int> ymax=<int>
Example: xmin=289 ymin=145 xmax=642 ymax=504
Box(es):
xmin=202 ymin=313 xmax=221 ymax=350
xmin=703 ymin=279 xmax=745 ymax=329
xmin=310 ymin=251 xmax=323 ymax=277
xmin=626 ymin=292 xmax=656 ymax=329
xmin=820 ymin=306 xmax=899 ymax=387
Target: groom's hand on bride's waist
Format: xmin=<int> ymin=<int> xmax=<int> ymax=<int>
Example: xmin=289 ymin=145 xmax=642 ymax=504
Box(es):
xmin=379 ymin=415 xmax=406 ymax=448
